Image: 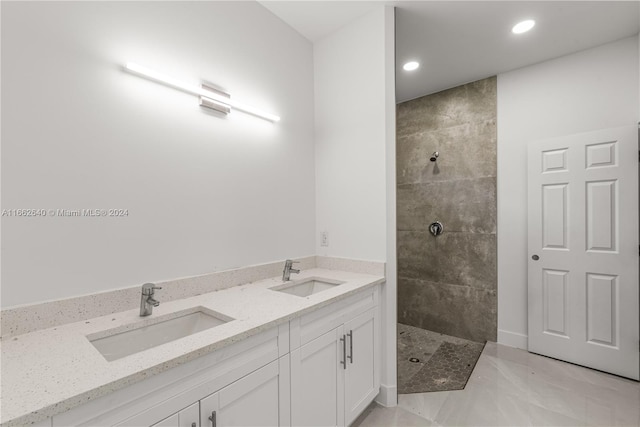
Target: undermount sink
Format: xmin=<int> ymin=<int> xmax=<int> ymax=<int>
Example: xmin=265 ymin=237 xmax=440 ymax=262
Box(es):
xmin=271 ymin=277 xmax=345 ymax=297
xmin=88 ymin=307 xmax=233 ymax=361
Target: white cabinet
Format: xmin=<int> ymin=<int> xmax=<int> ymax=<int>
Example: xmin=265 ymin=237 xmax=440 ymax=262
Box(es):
xmin=290 ymin=327 xmax=344 ymax=427
xmin=178 ymin=404 xmax=200 ymax=427
xmin=124 ymin=358 xmax=285 ymax=427
xmin=151 ymin=403 xmax=198 ymax=427
xmin=151 ymin=414 xmax=178 ymax=427
xmin=50 ymin=285 xmax=379 ymax=427
xmin=61 ymin=327 xmax=282 ymax=427
xmin=343 ymin=309 xmax=376 ymax=426
xmin=290 ymin=305 xmax=378 ymax=427
xmin=200 ymin=360 xmax=280 ymax=427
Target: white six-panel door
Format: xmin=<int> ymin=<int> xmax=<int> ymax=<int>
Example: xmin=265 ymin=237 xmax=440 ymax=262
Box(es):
xmin=527 ymin=125 xmax=639 ymax=380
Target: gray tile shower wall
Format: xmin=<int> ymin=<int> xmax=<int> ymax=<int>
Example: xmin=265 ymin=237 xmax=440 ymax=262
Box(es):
xmin=396 ymin=77 xmax=497 ymax=342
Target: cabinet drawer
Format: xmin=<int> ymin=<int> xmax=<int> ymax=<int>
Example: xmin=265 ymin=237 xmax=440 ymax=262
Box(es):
xmin=290 ymin=285 xmax=378 ymax=350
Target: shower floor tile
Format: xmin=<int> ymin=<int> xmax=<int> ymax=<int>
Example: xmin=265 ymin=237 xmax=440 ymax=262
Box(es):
xmin=398 ymin=323 xmax=484 ymax=394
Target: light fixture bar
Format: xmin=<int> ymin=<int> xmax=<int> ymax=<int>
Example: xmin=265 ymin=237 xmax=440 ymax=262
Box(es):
xmin=200 ymin=84 xmax=231 ymax=115
xmin=125 ymin=62 xmax=280 ymax=122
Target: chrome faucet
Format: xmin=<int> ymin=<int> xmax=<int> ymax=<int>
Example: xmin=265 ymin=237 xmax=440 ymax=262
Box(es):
xmin=140 ymin=283 xmax=162 ymax=316
xmin=282 ymin=259 xmax=300 ymax=281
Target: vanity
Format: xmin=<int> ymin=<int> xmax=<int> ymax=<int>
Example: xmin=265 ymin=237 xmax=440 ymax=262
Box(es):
xmin=0 ymin=266 xmax=383 ymax=427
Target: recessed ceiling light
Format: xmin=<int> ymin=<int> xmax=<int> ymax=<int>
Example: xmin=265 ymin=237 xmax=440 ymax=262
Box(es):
xmin=512 ymin=19 xmax=535 ymax=34
xmin=403 ymin=61 xmax=420 ymax=71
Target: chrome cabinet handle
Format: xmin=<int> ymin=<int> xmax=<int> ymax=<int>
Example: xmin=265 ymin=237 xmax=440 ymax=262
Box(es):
xmin=209 ymin=410 xmax=216 ymax=427
xmin=340 ymin=335 xmax=346 ymax=369
xmin=347 ymin=330 xmax=353 ymax=363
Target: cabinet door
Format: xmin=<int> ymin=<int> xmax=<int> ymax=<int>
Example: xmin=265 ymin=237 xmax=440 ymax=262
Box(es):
xmin=178 ymin=403 xmax=199 ymax=427
xmin=200 ymin=360 xmax=280 ymax=427
xmin=290 ymin=326 xmax=344 ymax=427
xmin=131 ymin=402 xmax=200 ymax=427
xmin=124 ymin=401 xmax=198 ymax=427
xmin=343 ymin=308 xmax=376 ymax=426
xmin=151 ymin=413 xmax=179 ymax=427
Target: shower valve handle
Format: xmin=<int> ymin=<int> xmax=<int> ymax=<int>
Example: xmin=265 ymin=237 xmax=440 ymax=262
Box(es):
xmin=429 ymin=221 xmax=444 ymax=236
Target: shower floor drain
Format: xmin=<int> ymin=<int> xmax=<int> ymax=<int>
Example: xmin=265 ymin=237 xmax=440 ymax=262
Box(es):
xmin=409 ymin=357 xmax=420 ymax=363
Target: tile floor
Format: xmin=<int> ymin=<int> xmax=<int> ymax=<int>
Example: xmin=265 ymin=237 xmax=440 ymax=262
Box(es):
xmin=354 ymin=342 xmax=640 ymax=426
xmin=398 ymin=324 xmax=484 ymax=393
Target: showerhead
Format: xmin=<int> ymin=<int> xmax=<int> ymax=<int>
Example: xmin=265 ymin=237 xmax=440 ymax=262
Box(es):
xmin=430 ymin=151 xmax=439 ymax=162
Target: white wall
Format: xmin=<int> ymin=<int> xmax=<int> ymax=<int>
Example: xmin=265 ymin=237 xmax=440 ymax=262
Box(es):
xmin=1 ymin=2 xmax=316 ymax=307
xmin=313 ymin=6 xmax=396 ymax=404
xmin=382 ymin=7 xmax=398 ymax=407
xmin=497 ymin=36 xmax=639 ymax=349
xmin=314 ymin=8 xmax=388 ymax=262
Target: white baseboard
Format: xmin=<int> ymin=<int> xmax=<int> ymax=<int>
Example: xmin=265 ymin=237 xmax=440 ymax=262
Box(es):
xmin=375 ymin=384 xmax=397 ymax=407
xmin=497 ymin=329 xmax=528 ymax=350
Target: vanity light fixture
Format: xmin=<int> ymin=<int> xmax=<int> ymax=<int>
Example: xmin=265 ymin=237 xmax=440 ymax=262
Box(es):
xmin=124 ymin=62 xmax=281 ymax=123
xmin=512 ymin=19 xmax=535 ymax=34
xmin=403 ymin=61 xmax=420 ymax=71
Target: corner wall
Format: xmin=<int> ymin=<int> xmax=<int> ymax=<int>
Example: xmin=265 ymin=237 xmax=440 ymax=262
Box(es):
xmin=497 ymin=36 xmax=639 ymax=349
xmin=1 ymin=2 xmax=316 ymax=307
xmin=314 ymin=8 xmax=387 ymax=262
xmin=313 ymin=6 xmax=397 ymax=405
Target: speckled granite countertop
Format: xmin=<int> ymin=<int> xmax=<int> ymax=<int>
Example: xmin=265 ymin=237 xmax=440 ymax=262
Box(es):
xmin=0 ymin=268 xmax=384 ymax=426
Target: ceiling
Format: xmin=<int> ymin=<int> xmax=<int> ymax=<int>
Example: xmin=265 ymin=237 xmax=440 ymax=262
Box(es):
xmin=260 ymin=1 xmax=640 ymax=103
xmin=260 ymin=1 xmax=383 ymax=43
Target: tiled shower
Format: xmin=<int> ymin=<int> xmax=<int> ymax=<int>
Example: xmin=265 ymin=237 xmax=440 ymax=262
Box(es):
xmin=395 ymin=77 xmax=498 ymax=391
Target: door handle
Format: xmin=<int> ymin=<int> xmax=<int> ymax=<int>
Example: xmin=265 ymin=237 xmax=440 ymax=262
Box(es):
xmin=347 ymin=330 xmax=353 ymax=363
xmin=532 ymin=254 xmax=539 ymax=260
xmin=340 ymin=334 xmax=347 ymax=369
xmin=209 ymin=410 xmax=217 ymax=427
